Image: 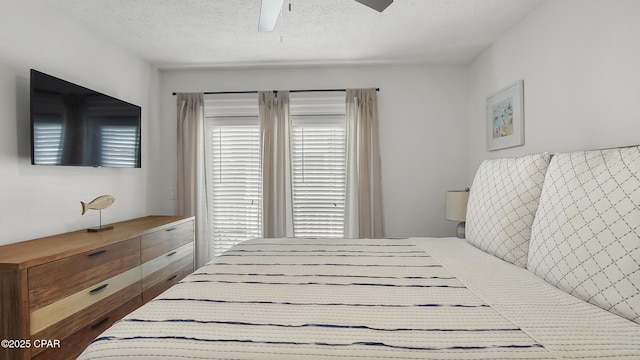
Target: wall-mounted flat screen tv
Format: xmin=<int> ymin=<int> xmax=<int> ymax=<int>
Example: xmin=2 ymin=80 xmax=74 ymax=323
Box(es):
xmin=30 ymin=69 xmax=141 ymax=168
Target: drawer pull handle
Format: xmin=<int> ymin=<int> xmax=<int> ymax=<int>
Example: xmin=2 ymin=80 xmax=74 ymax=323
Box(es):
xmin=165 ymin=227 xmax=176 ymax=232
xmin=167 ymin=251 xmax=177 ymax=257
xmin=90 ymin=284 xmax=109 ymax=294
xmin=167 ymin=274 xmax=178 ymax=282
xmin=88 ymin=250 xmax=107 ymax=257
xmin=91 ymin=317 xmax=110 ymax=329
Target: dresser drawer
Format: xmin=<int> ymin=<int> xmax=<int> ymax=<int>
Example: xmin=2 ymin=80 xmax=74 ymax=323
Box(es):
xmin=31 ymin=295 xmax=142 ymax=360
xmin=28 ymin=237 xmax=140 ymax=312
xmin=142 ymin=262 xmax=194 ymax=303
xmin=30 ymin=266 xmax=141 ymax=336
xmin=141 ymin=221 xmax=194 ymax=262
xmin=30 ymin=278 xmax=140 ymax=345
xmin=141 ymin=242 xmax=193 ymax=291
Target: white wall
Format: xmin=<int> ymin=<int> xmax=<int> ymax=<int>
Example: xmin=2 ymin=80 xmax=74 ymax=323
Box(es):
xmin=467 ymin=0 xmax=640 ymax=180
xmin=154 ymin=65 xmax=470 ymax=238
xmin=0 ymin=0 xmax=157 ymax=245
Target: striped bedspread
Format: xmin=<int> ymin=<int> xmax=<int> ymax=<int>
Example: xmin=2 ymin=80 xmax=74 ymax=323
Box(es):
xmin=78 ymin=238 xmax=640 ymax=359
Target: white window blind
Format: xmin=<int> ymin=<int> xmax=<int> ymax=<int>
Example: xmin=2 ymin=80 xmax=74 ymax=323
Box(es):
xmin=32 ymin=94 xmax=65 ymax=165
xmin=88 ymin=96 xmax=141 ymax=167
xmin=33 ymin=120 xmax=63 ymax=165
xmin=205 ymin=94 xmax=261 ymax=256
xmin=100 ymin=125 xmax=140 ymax=167
xmin=290 ymin=92 xmax=346 ymax=238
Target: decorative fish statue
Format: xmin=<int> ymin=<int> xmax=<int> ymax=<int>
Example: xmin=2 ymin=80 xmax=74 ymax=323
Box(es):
xmin=81 ymin=195 xmax=115 ymax=215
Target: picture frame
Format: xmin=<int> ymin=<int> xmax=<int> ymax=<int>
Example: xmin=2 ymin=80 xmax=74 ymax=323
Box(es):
xmin=486 ymin=80 xmax=524 ymax=151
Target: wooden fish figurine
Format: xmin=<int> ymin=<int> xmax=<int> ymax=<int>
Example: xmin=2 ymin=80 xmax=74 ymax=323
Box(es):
xmin=81 ymin=195 xmax=115 ymax=215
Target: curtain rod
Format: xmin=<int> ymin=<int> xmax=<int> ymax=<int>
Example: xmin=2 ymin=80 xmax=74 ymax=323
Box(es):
xmin=171 ymin=88 xmax=379 ymax=96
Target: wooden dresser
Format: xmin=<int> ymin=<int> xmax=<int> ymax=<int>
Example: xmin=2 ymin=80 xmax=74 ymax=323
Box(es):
xmin=0 ymin=216 xmax=195 ymax=360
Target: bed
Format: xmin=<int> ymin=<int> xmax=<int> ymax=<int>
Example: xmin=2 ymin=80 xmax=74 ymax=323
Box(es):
xmin=78 ymin=146 xmax=640 ymax=359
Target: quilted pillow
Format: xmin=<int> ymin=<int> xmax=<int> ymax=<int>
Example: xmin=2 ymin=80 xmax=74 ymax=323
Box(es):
xmin=466 ymin=152 xmax=551 ymax=268
xmin=528 ymin=146 xmax=640 ymax=324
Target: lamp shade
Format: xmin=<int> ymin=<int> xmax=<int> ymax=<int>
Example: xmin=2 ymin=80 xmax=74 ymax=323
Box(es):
xmin=445 ymin=190 xmax=469 ymax=222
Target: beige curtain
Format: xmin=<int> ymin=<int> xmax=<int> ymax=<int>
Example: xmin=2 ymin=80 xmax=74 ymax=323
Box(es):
xmin=345 ymin=88 xmax=384 ymax=238
xmin=176 ymin=93 xmax=210 ymax=267
xmin=259 ymin=91 xmax=293 ymax=238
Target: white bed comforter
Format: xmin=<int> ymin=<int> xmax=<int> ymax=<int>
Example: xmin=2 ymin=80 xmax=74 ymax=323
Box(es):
xmin=78 ymin=238 xmax=640 ymax=359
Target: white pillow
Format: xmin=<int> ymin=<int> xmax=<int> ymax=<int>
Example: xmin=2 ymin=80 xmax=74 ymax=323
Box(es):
xmin=466 ymin=152 xmax=551 ymax=268
xmin=528 ymin=146 xmax=640 ymax=324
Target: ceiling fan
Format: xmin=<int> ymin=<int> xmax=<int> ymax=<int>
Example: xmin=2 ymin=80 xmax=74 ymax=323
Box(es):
xmin=258 ymin=0 xmax=394 ymax=32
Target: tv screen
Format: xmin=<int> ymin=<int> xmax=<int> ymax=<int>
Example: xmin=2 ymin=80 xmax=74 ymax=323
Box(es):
xmin=30 ymin=69 xmax=141 ymax=168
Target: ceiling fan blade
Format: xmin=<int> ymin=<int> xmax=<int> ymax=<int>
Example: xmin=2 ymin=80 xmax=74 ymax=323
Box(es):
xmin=356 ymin=0 xmax=393 ymax=12
xmin=258 ymin=0 xmax=284 ymax=32
xmin=354 ymin=0 xmax=393 ymax=12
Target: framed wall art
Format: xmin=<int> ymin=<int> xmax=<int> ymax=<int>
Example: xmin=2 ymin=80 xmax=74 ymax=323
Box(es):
xmin=487 ymin=80 xmax=524 ymax=151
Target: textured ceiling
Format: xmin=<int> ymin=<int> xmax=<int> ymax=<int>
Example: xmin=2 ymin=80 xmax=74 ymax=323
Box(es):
xmin=46 ymin=0 xmax=545 ymax=69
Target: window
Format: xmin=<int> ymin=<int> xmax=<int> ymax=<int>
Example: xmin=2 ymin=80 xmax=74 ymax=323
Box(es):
xmin=205 ymin=94 xmax=261 ymax=256
xmin=204 ymin=91 xmax=346 ymax=255
xmin=290 ymin=92 xmax=346 ymax=238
